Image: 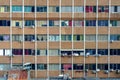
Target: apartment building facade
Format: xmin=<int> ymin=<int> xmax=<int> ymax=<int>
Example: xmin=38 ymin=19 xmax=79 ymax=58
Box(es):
xmin=0 ymin=0 xmax=120 ymax=80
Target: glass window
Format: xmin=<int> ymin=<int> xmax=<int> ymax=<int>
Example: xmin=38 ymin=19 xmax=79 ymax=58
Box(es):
xmin=12 ymin=20 xmax=22 ymax=27
xmin=24 ymin=35 xmax=35 ymax=41
xmin=0 ymin=20 xmax=10 ymax=26
xmin=98 ymin=20 xmax=108 ymax=26
xmin=61 ymin=6 xmax=72 ymax=12
xmin=37 ymin=6 xmax=47 ymax=12
xmin=12 ymin=6 xmax=22 ymax=12
xmin=49 ymin=64 xmax=59 ymax=70
xmin=61 ymin=35 xmax=72 ymax=41
xmin=61 ymin=20 xmax=72 ymax=27
xmin=49 ymin=35 xmax=59 ymax=41
xmin=73 ymin=35 xmax=83 ymax=41
xmin=86 ymin=35 xmax=96 ymax=41
xmin=37 ymin=35 xmax=47 ymax=41
xmin=86 ymin=6 xmax=96 ymax=12
xmin=0 ymin=49 xmax=11 ymax=56
xmin=73 ymin=64 xmax=83 ymax=70
xmin=24 ymin=6 xmax=34 ymax=12
xmin=98 ymin=49 xmax=108 ymax=55
xmin=37 ymin=49 xmax=47 ymax=56
xmin=74 ymin=6 xmax=84 ymax=13
xmin=98 ymin=35 xmax=108 ymax=41
xmin=0 ymin=35 xmax=10 ymax=41
xmin=37 ymin=20 xmax=47 ymax=27
xmin=98 ymin=6 xmax=109 ymax=12
xmin=86 ymin=20 xmax=96 ymax=26
xmin=12 ymin=35 xmax=22 ymax=41
xmin=25 ymin=49 xmax=35 ymax=55
xmin=49 ymin=50 xmax=59 ymax=56
xmin=61 ymin=64 xmax=72 ymax=70
xmin=37 ymin=64 xmax=47 ymax=70
xmin=49 ymin=6 xmax=59 ymax=12
xmin=12 ymin=49 xmax=23 ymax=55
xmin=110 ymin=34 xmax=120 ymax=41
xmin=0 ymin=64 xmax=10 ymax=70
xmin=73 ymin=21 xmax=84 ymax=27
xmin=85 ymin=49 xmax=96 ymax=55
xmin=0 ymin=6 xmax=10 ymax=12
xmin=49 ymin=20 xmax=59 ymax=26
xmin=25 ymin=20 xmax=35 ymax=26
xmin=111 ymin=6 xmax=120 ymax=13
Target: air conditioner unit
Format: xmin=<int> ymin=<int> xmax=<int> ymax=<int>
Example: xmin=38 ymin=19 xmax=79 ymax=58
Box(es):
xmin=19 ymin=26 xmax=23 ymax=29
xmin=116 ymin=70 xmax=120 ymax=74
xmin=110 ymin=69 xmax=114 ymax=72
xmin=85 ymin=69 xmax=89 ymax=72
xmin=19 ymin=39 xmax=23 ymax=43
xmin=85 ymin=52 xmax=90 ymax=57
xmin=31 ymin=39 xmax=35 ymax=42
xmin=73 ymin=53 xmax=79 ymax=56
xmin=92 ymin=70 xmax=96 ymax=74
xmin=95 ymin=54 xmax=101 ymax=57
xmin=104 ymin=70 xmax=109 ymax=74
xmin=110 ymin=40 xmax=114 ymax=43
xmin=31 ymin=25 xmax=35 ymax=28
xmin=96 ymin=69 xmax=100 ymax=72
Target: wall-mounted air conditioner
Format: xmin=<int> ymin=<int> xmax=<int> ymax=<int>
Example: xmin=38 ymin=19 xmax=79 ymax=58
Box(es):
xmin=116 ymin=70 xmax=120 ymax=74
xmin=110 ymin=40 xmax=114 ymax=43
xmin=110 ymin=69 xmax=114 ymax=72
xmin=92 ymin=70 xmax=96 ymax=74
xmin=104 ymin=70 xmax=109 ymax=74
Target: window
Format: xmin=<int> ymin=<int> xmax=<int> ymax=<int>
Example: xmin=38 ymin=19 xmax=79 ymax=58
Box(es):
xmin=0 ymin=20 xmax=10 ymax=26
xmin=111 ymin=6 xmax=120 ymax=13
xmin=49 ymin=20 xmax=59 ymax=26
xmin=49 ymin=6 xmax=59 ymax=12
xmin=98 ymin=49 xmax=108 ymax=55
xmin=25 ymin=49 xmax=35 ymax=55
xmin=37 ymin=6 xmax=47 ymax=12
xmin=24 ymin=35 xmax=35 ymax=41
xmin=61 ymin=20 xmax=72 ymax=27
xmin=61 ymin=6 xmax=72 ymax=12
xmin=25 ymin=20 xmax=35 ymax=26
xmin=12 ymin=49 xmax=23 ymax=55
xmin=73 ymin=35 xmax=83 ymax=41
xmin=110 ymin=20 xmax=120 ymax=27
xmin=0 ymin=64 xmax=10 ymax=70
xmin=86 ymin=20 xmax=96 ymax=26
xmin=37 ymin=49 xmax=47 ymax=56
xmin=86 ymin=6 xmax=96 ymax=12
xmin=98 ymin=35 xmax=108 ymax=41
xmin=110 ymin=34 xmax=120 ymax=41
xmin=110 ymin=64 xmax=120 ymax=70
xmin=49 ymin=50 xmax=59 ymax=56
xmin=49 ymin=64 xmax=59 ymax=70
xmin=37 ymin=20 xmax=47 ymax=27
xmin=61 ymin=64 xmax=72 ymax=70
xmin=24 ymin=6 xmax=34 ymax=12
xmin=49 ymin=35 xmax=59 ymax=41
xmin=12 ymin=20 xmax=22 ymax=27
xmin=12 ymin=35 xmax=22 ymax=41
xmin=110 ymin=49 xmax=120 ymax=55
xmin=85 ymin=64 xmax=96 ymax=70
xmin=61 ymin=50 xmax=72 ymax=56
xmin=0 ymin=49 xmax=11 ymax=56
xmin=98 ymin=64 xmax=108 ymax=70
xmin=61 ymin=35 xmax=72 ymax=41
xmin=98 ymin=6 xmax=109 ymax=12
xmin=0 ymin=35 xmax=10 ymax=41
xmin=98 ymin=20 xmax=108 ymax=26
xmin=73 ymin=21 xmax=84 ymax=27
xmin=73 ymin=64 xmax=83 ymax=70
xmin=0 ymin=6 xmax=10 ymax=12
xmin=85 ymin=49 xmax=96 ymax=55
xmin=37 ymin=64 xmax=47 ymax=70
xmin=12 ymin=6 xmax=22 ymax=12
xmin=37 ymin=35 xmax=47 ymax=41
xmin=74 ymin=6 xmax=84 ymax=13
xmin=86 ymin=35 xmax=96 ymax=41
